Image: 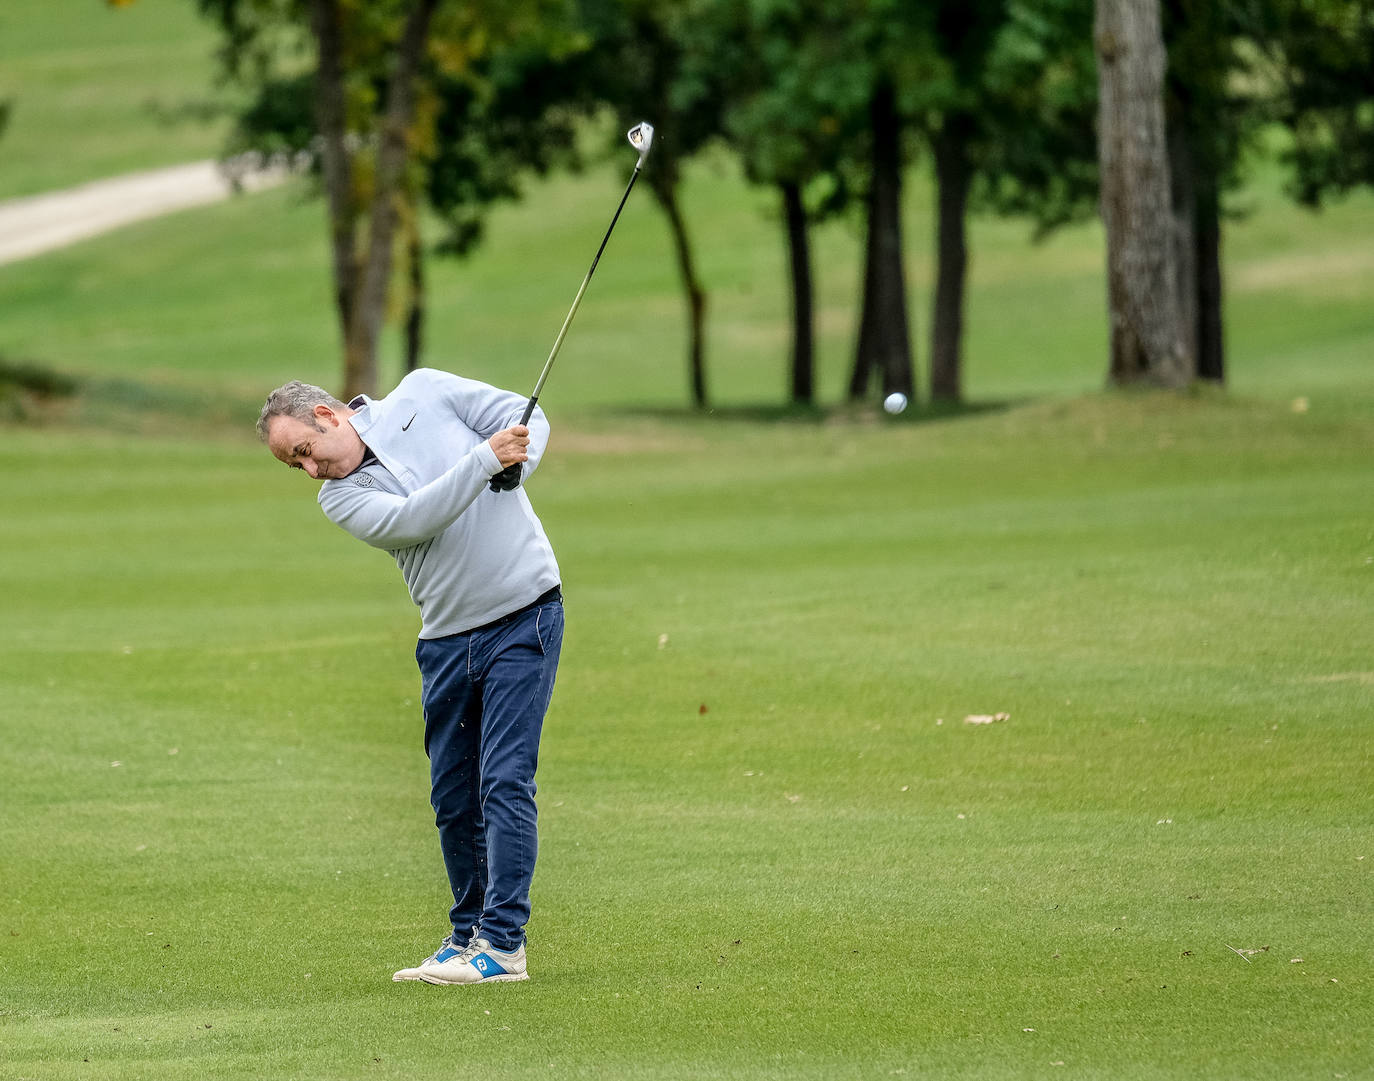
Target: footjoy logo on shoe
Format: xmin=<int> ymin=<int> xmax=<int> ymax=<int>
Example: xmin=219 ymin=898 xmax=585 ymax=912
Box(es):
xmin=472 ymin=955 xmax=498 ymax=976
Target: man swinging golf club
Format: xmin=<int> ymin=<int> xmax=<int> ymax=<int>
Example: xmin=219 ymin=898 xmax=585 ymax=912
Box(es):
xmin=259 ymin=371 xmax=561 ymax=985
xmin=256 ymin=121 xmax=653 ymax=986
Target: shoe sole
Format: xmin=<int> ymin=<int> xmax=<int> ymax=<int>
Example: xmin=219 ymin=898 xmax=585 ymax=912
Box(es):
xmin=392 ymin=972 xmax=425 ymax=982
xmin=417 ymin=971 xmax=529 ymax=986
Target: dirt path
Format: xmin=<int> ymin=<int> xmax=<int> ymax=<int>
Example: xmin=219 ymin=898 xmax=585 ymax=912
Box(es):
xmin=0 ymin=161 xmax=287 ymax=267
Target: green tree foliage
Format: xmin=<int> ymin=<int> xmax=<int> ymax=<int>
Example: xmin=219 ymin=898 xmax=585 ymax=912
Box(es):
xmin=197 ymin=0 xmax=581 ymax=396
xmin=975 ymin=0 xmax=1099 ymax=235
xmin=1259 ymin=0 xmax=1374 ymax=205
xmin=567 ymin=0 xmax=726 ymax=409
xmin=692 ymin=0 xmax=867 ymax=405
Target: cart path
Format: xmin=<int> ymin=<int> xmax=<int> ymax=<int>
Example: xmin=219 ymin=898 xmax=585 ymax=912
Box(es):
xmin=0 ymin=160 xmax=288 ymax=267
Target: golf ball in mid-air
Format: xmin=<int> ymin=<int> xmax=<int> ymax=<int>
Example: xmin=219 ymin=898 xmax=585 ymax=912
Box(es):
xmin=883 ymin=392 xmax=908 ymax=415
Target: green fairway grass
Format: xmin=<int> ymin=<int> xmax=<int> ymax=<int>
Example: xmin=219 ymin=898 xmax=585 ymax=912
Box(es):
xmin=1 ymin=391 xmax=1370 ymax=1080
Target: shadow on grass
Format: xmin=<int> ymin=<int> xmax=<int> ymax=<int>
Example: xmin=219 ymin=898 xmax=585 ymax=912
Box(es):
xmin=0 ymin=358 xmax=257 ymax=433
xmin=610 ymin=396 xmax=1026 ymax=426
xmin=6 ymin=357 xmax=1043 ymax=436
xmin=0 ymin=357 xmax=79 ymax=422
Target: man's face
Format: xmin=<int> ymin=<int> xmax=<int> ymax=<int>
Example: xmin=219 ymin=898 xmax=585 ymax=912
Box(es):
xmin=267 ymin=406 xmax=365 ymax=481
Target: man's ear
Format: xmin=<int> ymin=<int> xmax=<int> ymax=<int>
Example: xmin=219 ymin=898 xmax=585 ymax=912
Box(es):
xmin=313 ymin=403 xmax=338 ymax=426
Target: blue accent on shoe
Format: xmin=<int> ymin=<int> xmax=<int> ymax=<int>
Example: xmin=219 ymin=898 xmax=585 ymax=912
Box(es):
xmin=469 ymin=953 xmax=506 ymax=978
xmin=434 ymin=944 xmax=464 ymax=963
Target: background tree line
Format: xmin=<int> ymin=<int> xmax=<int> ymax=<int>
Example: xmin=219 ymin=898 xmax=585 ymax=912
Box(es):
xmin=193 ymin=0 xmax=1374 ymax=407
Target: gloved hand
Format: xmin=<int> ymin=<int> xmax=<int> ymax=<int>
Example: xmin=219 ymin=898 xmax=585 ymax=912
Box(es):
xmin=488 ymin=463 xmax=523 ymax=492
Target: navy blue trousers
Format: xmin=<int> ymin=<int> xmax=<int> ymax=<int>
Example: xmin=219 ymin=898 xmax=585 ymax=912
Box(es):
xmin=415 ymin=594 xmax=563 ymax=952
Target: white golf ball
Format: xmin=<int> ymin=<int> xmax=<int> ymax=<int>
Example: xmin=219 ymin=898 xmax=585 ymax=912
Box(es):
xmin=883 ymin=392 xmax=908 ymax=415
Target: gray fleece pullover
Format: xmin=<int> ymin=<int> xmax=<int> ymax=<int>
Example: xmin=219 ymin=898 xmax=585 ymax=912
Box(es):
xmin=317 ymin=368 xmax=561 ymax=638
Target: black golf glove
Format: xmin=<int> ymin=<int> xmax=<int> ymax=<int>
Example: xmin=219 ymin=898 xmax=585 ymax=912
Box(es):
xmin=488 ymin=463 xmax=523 ymax=492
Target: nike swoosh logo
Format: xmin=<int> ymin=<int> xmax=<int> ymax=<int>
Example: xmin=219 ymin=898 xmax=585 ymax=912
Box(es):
xmin=401 ymin=413 xmax=416 ymax=431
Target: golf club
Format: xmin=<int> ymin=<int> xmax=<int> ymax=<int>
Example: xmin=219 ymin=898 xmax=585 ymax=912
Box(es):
xmin=489 ymin=121 xmax=655 ymax=492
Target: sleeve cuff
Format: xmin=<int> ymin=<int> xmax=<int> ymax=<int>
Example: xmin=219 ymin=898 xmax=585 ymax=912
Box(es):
xmin=474 ymin=439 xmax=503 ymax=476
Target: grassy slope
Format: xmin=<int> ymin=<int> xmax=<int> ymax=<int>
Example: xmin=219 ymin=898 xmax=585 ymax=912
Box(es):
xmin=0 ymin=0 xmax=230 ymax=200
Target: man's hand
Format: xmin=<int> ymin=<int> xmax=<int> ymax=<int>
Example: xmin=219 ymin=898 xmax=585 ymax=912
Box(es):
xmin=488 ymin=425 xmax=531 ymax=468
xmin=487 ymin=425 xmax=529 ymax=492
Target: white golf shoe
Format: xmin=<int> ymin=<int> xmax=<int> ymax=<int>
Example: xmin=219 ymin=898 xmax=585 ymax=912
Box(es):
xmin=418 ymin=937 xmax=528 ymax=985
xmin=392 ymin=935 xmax=466 ymax=982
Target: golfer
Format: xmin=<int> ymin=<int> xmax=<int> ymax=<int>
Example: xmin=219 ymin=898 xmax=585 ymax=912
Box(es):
xmin=257 ymin=368 xmax=563 ymax=985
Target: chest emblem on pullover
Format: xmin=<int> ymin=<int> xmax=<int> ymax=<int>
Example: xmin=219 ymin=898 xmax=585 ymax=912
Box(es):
xmin=353 ymin=473 xmax=374 ymax=488
xmin=402 ymin=412 xmax=416 ymax=431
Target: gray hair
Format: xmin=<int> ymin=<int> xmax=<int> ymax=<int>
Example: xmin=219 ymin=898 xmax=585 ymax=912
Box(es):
xmin=256 ymin=381 xmax=347 ymax=442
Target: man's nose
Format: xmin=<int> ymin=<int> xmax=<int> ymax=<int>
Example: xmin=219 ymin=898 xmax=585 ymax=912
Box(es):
xmin=303 ymin=460 xmax=320 ymax=478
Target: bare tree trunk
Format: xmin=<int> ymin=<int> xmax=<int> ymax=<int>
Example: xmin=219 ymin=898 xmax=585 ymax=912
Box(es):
xmin=1194 ymin=179 xmax=1225 ymax=381
xmin=1095 ymin=0 xmax=1192 ymax=388
xmin=404 ymin=204 xmax=425 ymax=373
xmin=1167 ymin=112 xmax=1225 ymax=382
xmin=341 ymin=0 xmax=438 ymax=399
xmin=850 ymin=79 xmax=915 ymax=402
xmin=308 ymin=0 xmax=359 ymax=363
xmin=1168 ymin=113 xmax=1199 ymax=368
xmin=780 ymin=180 xmax=814 ymax=405
xmin=1161 ymin=0 xmax=1226 ymax=383
xmin=931 ymin=115 xmax=973 ymax=405
xmin=653 ymin=181 xmax=708 ymax=409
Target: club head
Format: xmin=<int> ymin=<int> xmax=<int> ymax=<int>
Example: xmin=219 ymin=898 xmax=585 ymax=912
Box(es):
xmin=627 ymin=122 xmax=654 ymax=164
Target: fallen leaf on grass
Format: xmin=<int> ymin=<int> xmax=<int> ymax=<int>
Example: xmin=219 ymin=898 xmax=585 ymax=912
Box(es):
xmin=964 ymin=712 xmax=1010 ymax=725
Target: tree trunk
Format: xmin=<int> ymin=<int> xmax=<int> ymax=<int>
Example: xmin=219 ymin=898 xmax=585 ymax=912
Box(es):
xmin=849 ymin=79 xmax=915 ymax=402
xmin=653 ymin=181 xmax=708 ymax=409
xmin=931 ymin=115 xmax=973 ymax=405
xmin=780 ymin=180 xmax=814 ymax=405
xmin=404 ymin=205 xmax=425 ymax=373
xmin=308 ymin=0 xmax=358 ymax=364
xmin=341 ymin=0 xmax=439 ymax=399
xmin=1194 ymin=177 xmax=1225 ymax=381
xmin=1168 ymin=111 xmax=1199 ymax=369
xmin=1095 ymin=0 xmax=1192 ymax=388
